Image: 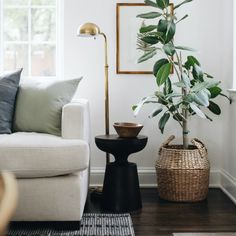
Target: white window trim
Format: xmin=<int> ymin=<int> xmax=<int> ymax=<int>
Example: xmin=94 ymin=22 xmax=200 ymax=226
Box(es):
xmin=56 ymin=0 xmax=64 ymax=80
xmin=228 ymin=1 xmax=236 ymax=99
xmin=0 ymin=0 xmax=64 ymax=80
xmin=233 ymin=0 xmax=236 ymax=90
xmin=0 ymin=0 xmax=3 ymax=73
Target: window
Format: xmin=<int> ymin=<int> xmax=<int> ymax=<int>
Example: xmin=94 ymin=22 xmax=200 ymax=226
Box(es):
xmin=0 ymin=0 xmax=62 ymax=79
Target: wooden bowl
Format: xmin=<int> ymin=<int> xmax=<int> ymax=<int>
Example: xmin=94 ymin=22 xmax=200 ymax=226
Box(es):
xmin=113 ymin=122 xmax=143 ymax=138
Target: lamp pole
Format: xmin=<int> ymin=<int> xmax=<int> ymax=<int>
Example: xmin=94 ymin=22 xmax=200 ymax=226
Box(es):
xmin=77 ymin=23 xmax=111 ymax=195
xmin=100 ymin=32 xmax=110 ymax=164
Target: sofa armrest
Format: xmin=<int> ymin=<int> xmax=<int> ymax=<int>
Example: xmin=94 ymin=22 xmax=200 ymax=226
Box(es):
xmin=61 ymin=99 xmax=90 ymax=142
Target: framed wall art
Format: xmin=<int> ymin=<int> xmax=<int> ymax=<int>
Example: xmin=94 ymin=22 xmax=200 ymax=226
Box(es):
xmin=116 ymin=3 xmax=174 ymax=75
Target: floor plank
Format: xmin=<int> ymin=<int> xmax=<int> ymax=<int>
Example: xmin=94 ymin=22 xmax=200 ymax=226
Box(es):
xmin=174 ymin=234 xmax=236 ymax=236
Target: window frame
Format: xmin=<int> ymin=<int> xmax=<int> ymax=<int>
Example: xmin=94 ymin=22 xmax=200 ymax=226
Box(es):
xmin=0 ymin=0 xmax=63 ymax=79
xmin=234 ymin=0 xmax=236 ymax=89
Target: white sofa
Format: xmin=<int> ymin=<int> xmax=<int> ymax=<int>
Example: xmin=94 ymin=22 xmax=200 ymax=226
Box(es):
xmin=0 ymin=99 xmax=90 ymax=227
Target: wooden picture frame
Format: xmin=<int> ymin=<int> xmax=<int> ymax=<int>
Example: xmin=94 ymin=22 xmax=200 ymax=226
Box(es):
xmin=116 ymin=3 xmax=174 ymax=75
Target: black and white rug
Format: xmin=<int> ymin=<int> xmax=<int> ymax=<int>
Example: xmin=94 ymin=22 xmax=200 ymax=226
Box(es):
xmin=8 ymin=213 xmax=135 ymax=236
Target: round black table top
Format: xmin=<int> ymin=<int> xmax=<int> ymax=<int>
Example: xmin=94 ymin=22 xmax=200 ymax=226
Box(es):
xmin=95 ymin=135 xmax=148 ymax=160
xmin=95 ymin=134 xmax=148 ymax=141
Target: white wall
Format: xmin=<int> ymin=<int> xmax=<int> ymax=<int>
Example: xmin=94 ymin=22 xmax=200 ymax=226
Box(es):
xmin=219 ymin=0 xmax=236 ymax=203
xmin=64 ymin=0 xmax=233 ymax=187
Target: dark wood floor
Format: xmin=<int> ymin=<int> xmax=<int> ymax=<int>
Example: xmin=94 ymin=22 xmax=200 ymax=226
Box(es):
xmin=85 ymin=188 xmax=236 ymax=236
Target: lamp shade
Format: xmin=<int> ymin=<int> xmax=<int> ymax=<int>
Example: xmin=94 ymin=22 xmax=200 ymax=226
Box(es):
xmin=77 ymin=23 xmax=101 ymax=37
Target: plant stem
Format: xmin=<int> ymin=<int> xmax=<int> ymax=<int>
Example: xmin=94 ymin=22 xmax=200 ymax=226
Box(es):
xmin=182 ymin=107 xmax=189 ymax=149
xmin=167 ymin=55 xmax=181 ymax=82
xmin=176 ymin=52 xmax=189 ymax=149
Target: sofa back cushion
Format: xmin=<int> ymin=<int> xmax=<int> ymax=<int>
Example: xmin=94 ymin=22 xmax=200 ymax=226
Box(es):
xmin=0 ymin=69 xmax=23 ymax=134
xmin=14 ymin=78 xmax=82 ymax=136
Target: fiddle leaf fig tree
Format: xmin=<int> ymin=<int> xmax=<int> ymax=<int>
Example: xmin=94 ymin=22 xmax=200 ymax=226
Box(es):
xmin=133 ymin=0 xmax=230 ymax=149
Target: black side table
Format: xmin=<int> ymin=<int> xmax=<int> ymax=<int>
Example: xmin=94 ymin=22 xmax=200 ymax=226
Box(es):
xmin=95 ymin=135 xmax=148 ymax=212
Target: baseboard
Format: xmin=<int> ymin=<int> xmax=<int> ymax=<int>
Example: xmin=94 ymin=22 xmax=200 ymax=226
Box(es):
xmin=90 ymin=167 xmax=157 ymax=187
xmin=90 ymin=167 xmax=221 ymax=188
xmin=220 ymin=169 xmax=236 ymax=204
xmin=90 ymin=167 xmax=236 ymax=205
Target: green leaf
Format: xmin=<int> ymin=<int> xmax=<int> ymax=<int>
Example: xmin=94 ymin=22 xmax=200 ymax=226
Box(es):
xmin=137 ymin=12 xmax=162 ymax=19
xmin=164 ymin=77 xmax=172 ymax=95
xmin=204 ymin=78 xmax=221 ymax=89
xmin=173 ymin=113 xmax=183 ymax=122
xmin=156 ymin=63 xmax=172 ymax=86
xmin=163 ymin=42 xmax=176 ymax=56
xmin=208 ymin=101 xmax=221 ymax=115
xmin=176 ymin=14 xmax=189 ymax=24
xmin=144 ymin=0 xmax=159 ymax=8
xmin=193 ymin=64 xmax=204 ymax=81
xmin=166 ymin=21 xmax=175 ymax=42
xmin=182 ymin=73 xmax=191 ymax=89
xmin=149 ymin=107 xmax=163 ymax=118
xmin=158 ymin=97 xmax=168 ymax=105
xmin=165 ymin=92 xmax=182 ymax=99
xmin=185 ymin=93 xmax=194 ymax=103
xmin=219 ymin=93 xmax=232 ymax=103
xmin=174 ymin=0 xmax=193 ymax=9
xmin=148 ymin=31 xmax=164 ymax=38
xmin=169 ymin=105 xmax=176 ymax=112
xmin=188 ymin=56 xmax=200 ymax=65
xmin=174 ymin=81 xmax=187 ymax=88
xmin=204 ymin=72 xmax=214 ymax=78
xmin=193 ymin=90 xmax=210 ymax=107
xmin=190 ymin=103 xmax=206 ymax=119
xmin=184 ymin=56 xmax=200 ymax=70
xmin=133 ymin=96 xmax=151 ymax=116
xmin=159 ymin=113 xmax=170 ymax=133
xmin=203 ymin=88 xmax=211 ymax=98
xmin=155 ymin=91 xmax=168 ymax=105
xmin=156 ymin=0 xmax=169 ymax=9
xmin=175 ymin=46 xmax=196 ymax=52
xmin=144 ymin=101 xmax=159 ymax=104
xmin=137 ymin=46 xmax=157 ymax=52
xmin=191 ymin=82 xmax=209 ymax=93
xmin=153 ymin=59 xmax=169 ymax=76
xmin=139 ymin=25 xmax=157 ymax=33
xmin=157 ymin=20 xmax=176 ymax=43
xmin=208 ymin=87 xmax=222 ymax=98
xmin=138 ymin=50 xmax=157 ymax=63
xmin=205 ymin=114 xmax=213 ymax=122
xmin=141 ymin=36 xmax=159 ymax=45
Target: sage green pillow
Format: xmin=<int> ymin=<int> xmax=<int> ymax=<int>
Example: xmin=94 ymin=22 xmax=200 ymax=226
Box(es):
xmin=14 ymin=78 xmax=82 ymax=136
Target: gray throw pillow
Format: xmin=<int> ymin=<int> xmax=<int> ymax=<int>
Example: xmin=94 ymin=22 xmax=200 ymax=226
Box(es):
xmin=14 ymin=78 xmax=82 ymax=136
xmin=0 ymin=69 xmax=23 ymax=134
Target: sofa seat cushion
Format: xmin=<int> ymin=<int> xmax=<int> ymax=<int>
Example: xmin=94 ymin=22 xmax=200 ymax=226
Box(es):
xmin=0 ymin=132 xmax=89 ymax=178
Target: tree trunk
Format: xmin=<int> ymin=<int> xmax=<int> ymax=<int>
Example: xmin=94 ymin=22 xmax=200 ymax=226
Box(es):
xmin=178 ymin=52 xmax=189 ymax=149
xmin=182 ymin=108 xmax=189 ymax=149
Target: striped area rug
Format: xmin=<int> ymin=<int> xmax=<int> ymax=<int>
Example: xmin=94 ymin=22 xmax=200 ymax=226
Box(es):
xmin=8 ymin=213 xmax=135 ymax=236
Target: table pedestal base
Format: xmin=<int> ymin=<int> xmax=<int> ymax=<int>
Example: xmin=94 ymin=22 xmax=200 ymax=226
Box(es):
xmin=102 ymin=162 xmax=142 ymax=212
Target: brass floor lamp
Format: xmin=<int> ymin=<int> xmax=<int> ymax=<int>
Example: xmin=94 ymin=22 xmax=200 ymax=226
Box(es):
xmin=77 ymin=23 xmax=110 ymax=165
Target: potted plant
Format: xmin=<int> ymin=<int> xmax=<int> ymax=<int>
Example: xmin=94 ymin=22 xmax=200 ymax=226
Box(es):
xmin=133 ymin=0 xmax=230 ymax=202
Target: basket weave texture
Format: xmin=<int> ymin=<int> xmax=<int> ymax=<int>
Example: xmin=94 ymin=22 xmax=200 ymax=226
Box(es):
xmin=156 ymin=135 xmax=210 ymax=202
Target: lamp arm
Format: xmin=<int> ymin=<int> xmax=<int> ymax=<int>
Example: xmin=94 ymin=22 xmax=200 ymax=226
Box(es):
xmin=100 ymin=32 xmax=110 ymax=164
xmin=100 ymin=33 xmax=108 ymax=68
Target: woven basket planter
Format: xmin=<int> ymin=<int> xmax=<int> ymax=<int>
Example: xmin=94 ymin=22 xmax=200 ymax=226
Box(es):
xmin=156 ymin=135 xmax=210 ymax=202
